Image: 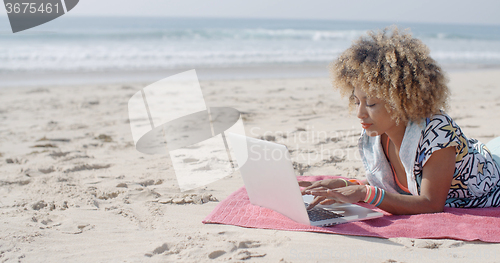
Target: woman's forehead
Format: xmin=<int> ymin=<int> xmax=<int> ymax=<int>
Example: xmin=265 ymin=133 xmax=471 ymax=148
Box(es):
xmin=352 ymin=87 xmax=370 ymax=98
xmin=352 ymin=87 xmax=384 ymax=102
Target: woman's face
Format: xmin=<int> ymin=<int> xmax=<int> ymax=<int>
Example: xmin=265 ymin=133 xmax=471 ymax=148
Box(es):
xmin=352 ymin=87 xmax=398 ymax=137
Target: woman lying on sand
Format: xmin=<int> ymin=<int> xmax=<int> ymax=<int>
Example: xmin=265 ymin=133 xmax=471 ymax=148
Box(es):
xmin=300 ymin=28 xmax=500 ymax=215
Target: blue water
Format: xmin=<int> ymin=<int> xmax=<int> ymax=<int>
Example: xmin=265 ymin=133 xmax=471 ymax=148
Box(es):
xmin=1 ymin=17 xmax=500 ymax=73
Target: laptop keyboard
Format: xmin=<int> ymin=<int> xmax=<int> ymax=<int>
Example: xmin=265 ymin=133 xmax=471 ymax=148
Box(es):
xmin=305 ymin=205 xmax=344 ymax=222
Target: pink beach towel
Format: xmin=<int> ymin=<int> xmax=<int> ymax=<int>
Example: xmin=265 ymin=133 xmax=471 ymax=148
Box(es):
xmin=203 ymin=176 xmax=500 ymax=243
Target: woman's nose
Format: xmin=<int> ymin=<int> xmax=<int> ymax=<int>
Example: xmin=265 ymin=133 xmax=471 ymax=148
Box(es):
xmin=356 ymin=104 xmax=368 ymax=119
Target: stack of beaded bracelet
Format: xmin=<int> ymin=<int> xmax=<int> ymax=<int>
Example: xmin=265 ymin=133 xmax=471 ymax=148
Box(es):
xmin=363 ymin=185 xmax=385 ymax=207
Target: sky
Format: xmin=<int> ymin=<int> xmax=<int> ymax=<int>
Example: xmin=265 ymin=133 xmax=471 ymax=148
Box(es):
xmin=57 ymin=0 xmax=500 ymax=26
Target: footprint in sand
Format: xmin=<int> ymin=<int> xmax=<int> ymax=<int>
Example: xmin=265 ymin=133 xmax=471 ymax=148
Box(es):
xmin=206 ymin=240 xmax=265 ymax=260
xmin=144 ymin=243 xmax=170 ymax=257
xmin=208 ymin=250 xmax=227 ymax=259
xmin=237 ymin=240 xmax=261 ymax=249
xmin=157 ymin=193 xmax=217 ymax=205
xmin=63 ymin=163 xmax=111 ymax=173
xmin=413 ymin=239 xmax=443 ymax=249
xmin=31 ymin=213 xmax=92 ymax=234
xmin=395 ymin=238 xmax=462 ymax=250
xmin=234 ymin=250 xmax=266 ymax=260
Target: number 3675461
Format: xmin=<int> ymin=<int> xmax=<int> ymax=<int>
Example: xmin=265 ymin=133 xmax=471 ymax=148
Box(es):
xmin=5 ymin=2 xmax=60 ymax=14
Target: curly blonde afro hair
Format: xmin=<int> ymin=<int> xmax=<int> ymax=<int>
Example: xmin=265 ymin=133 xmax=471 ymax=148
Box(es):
xmin=330 ymin=27 xmax=449 ymax=124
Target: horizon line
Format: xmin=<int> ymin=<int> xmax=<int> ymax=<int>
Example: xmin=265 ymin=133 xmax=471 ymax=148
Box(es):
xmin=0 ymin=15 xmax=499 ymax=27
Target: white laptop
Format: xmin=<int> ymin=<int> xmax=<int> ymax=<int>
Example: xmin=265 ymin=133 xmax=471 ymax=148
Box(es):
xmin=226 ymin=133 xmax=383 ymax=227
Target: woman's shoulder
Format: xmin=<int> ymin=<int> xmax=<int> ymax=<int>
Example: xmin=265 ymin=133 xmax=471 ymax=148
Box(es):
xmin=415 ymin=112 xmax=466 ymax=167
xmin=417 ymin=112 xmax=468 ymax=153
xmin=425 ymin=112 xmax=456 ymax=126
xmin=422 ymin=112 xmax=463 ymax=135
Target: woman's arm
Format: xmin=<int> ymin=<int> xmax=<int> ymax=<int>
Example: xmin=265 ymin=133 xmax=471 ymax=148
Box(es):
xmin=379 ymin=146 xmax=456 ymax=214
xmin=307 ymin=146 xmax=456 ymax=215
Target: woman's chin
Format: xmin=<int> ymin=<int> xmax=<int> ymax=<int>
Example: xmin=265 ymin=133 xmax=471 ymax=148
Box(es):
xmin=364 ymin=129 xmax=380 ymax=137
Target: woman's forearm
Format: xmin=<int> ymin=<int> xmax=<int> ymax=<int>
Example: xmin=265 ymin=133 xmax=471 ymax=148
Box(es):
xmin=377 ymin=192 xmax=446 ymax=215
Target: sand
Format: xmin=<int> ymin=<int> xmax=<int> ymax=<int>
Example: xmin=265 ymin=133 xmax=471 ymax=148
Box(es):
xmin=1 ymin=69 xmax=500 ymax=262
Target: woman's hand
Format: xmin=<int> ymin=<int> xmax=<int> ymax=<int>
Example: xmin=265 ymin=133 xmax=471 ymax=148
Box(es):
xmin=298 ymin=179 xmax=348 ymax=193
xmin=298 ymin=179 xmax=336 ymax=192
xmin=305 ymin=185 xmax=366 ymax=208
xmin=298 ymin=179 xmax=361 ymax=209
xmin=298 ymin=180 xmax=335 ymax=209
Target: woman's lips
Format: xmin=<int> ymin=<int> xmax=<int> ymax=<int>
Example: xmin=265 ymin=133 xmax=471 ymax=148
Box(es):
xmin=361 ymin=123 xmax=372 ymax=129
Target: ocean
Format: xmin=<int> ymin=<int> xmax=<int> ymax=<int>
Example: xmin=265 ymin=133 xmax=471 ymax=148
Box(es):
xmin=1 ymin=17 xmax=500 ymax=85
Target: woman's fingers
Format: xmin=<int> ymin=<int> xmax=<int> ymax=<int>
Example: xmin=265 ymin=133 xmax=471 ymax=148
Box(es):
xmin=301 ymin=186 xmax=327 ymax=195
xmin=307 ymin=196 xmax=340 ymax=209
xmin=299 ymin=181 xmax=322 ymax=194
xmin=307 ymin=186 xmax=364 ymax=204
xmin=299 ymin=180 xmax=331 ymax=191
xmin=306 ymin=189 xmax=350 ymax=203
xmin=306 ymin=196 xmax=326 ymax=210
xmin=319 ymin=199 xmax=337 ymax=205
xmin=298 ymin=181 xmax=313 ymax=187
xmin=305 ymin=188 xmax=333 ymax=197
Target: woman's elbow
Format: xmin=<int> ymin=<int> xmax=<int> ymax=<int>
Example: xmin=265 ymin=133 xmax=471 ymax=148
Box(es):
xmin=422 ymin=201 xmax=445 ymax=214
xmin=403 ymin=199 xmax=445 ymax=215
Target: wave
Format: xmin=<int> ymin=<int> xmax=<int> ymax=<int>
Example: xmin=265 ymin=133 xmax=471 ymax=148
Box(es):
xmin=2 ymin=47 xmax=500 ymax=72
xmin=0 ymin=48 xmax=342 ymax=72
xmin=0 ymin=28 xmax=369 ymax=42
xmin=432 ymin=51 xmax=500 ymax=60
xmin=3 ymin=28 xmax=499 ymax=42
xmin=2 ymin=17 xmax=499 ymax=72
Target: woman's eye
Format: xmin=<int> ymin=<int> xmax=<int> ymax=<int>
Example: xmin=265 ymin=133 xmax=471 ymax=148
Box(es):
xmin=366 ymin=103 xmax=376 ymax=107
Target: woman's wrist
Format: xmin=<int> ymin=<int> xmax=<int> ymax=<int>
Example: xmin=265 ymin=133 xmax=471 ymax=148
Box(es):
xmin=348 ymin=178 xmax=367 ymax=185
xmin=331 ymin=178 xmax=367 ymax=188
xmin=321 ymin=179 xmax=338 ymax=189
xmin=322 ymin=178 xmax=367 ymax=189
xmin=356 ymin=185 xmax=367 ymax=203
xmin=337 ymin=178 xmax=349 ymax=187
